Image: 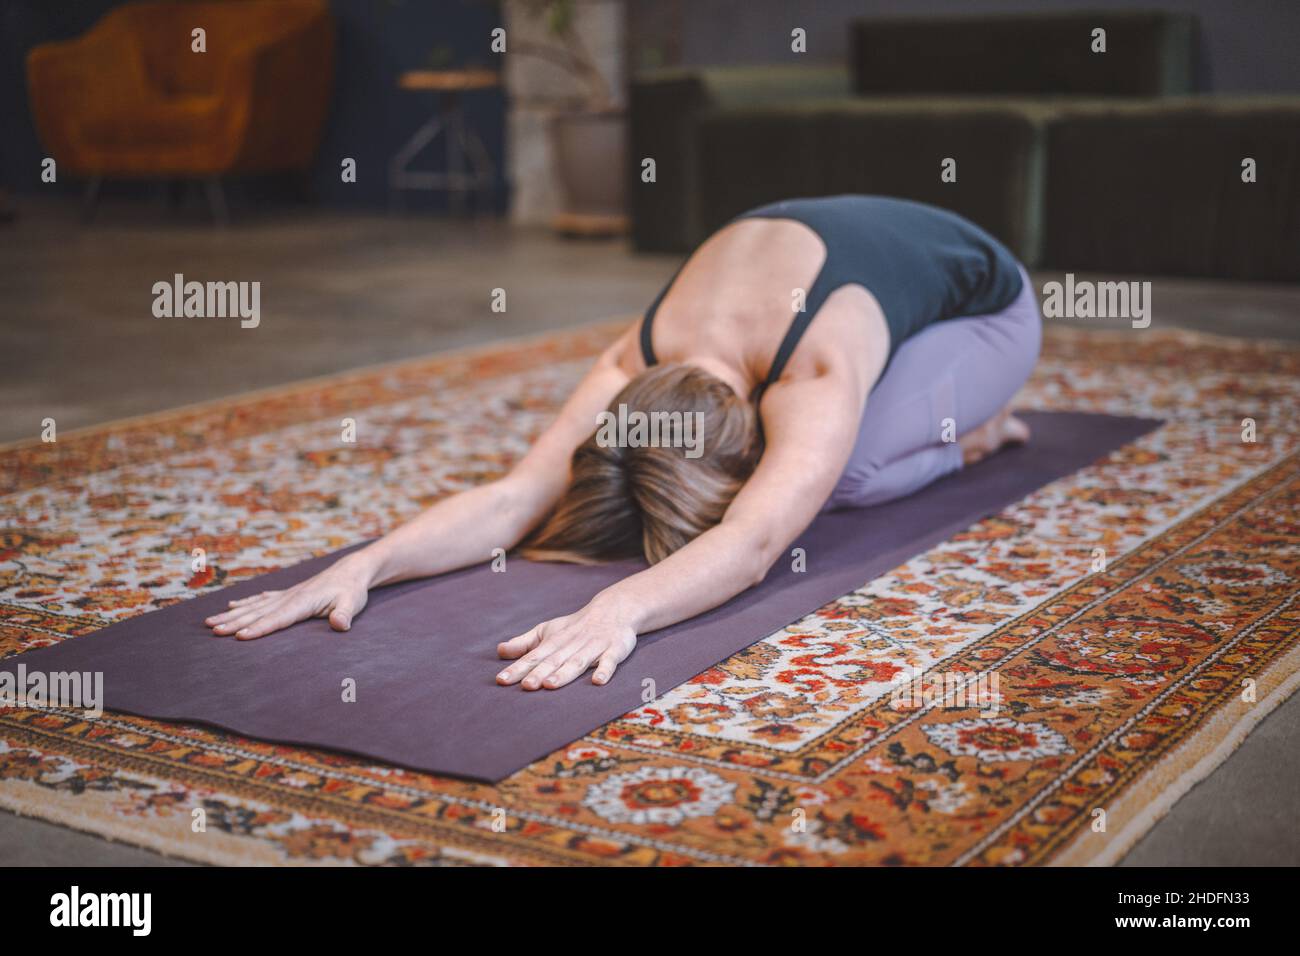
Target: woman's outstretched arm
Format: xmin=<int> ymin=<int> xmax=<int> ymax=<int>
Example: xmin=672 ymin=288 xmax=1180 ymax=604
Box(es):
xmin=497 ymin=365 xmax=869 ymax=689
xmin=360 ymin=334 xmax=637 ymax=589
xmin=205 ymin=329 xmax=638 ymax=640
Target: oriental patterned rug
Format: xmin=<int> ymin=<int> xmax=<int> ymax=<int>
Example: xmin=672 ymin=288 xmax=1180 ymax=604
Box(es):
xmin=1 ymin=322 xmax=1297 ymax=865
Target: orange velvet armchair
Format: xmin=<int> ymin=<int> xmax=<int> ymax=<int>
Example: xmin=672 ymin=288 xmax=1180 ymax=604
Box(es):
xmin=27 ymin=0 xmax=335 ymax=218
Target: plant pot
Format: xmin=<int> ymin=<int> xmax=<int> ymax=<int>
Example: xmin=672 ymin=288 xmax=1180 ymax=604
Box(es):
xmin=549 ymin=109 xmax=628 ymax=236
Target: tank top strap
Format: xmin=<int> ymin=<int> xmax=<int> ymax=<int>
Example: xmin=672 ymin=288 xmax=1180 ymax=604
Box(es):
xmin=640 ymin=255 xmax=694 ymax=368
xmin=642 ymin=230 xmax=839 ymax=395
xmin=760 ymin=261 xmax=838 ymax=392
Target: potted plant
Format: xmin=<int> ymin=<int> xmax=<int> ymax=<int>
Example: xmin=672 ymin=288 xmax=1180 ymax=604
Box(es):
xmin=510 ymin=0 xmax=626 ymax=235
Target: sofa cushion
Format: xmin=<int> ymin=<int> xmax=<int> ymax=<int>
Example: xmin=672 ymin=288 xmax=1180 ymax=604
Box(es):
xmin=850 ymin=11 xmax=1196 ymax=97
xmin=692 ymin=98 xmax=1047 ymax=265
xmin=1044 ymin=96 xmax=1300 ymax=280
xmin=79 ymin=95 xmax=225 ymax=150
xmin=629 ymin=65 xmax=850 ymax=252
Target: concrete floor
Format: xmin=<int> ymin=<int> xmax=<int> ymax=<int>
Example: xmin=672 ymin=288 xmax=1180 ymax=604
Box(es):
xmin=0 ymin=199 xmax=675 ymax=444
xmin=0 ymin=197 xmax=1296 ymax=865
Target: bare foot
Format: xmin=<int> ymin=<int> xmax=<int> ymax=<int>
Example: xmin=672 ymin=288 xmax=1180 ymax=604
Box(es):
xmin=958 ymin=407 xmax=1030 ymax=466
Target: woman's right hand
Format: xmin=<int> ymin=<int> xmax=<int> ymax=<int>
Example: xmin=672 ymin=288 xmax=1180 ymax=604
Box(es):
xmin=204 ymin=553 xmax=374 ymax=640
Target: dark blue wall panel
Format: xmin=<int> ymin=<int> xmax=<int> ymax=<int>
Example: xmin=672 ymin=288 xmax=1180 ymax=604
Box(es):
xmin=0 ymin=0 xmax=507 ymax=211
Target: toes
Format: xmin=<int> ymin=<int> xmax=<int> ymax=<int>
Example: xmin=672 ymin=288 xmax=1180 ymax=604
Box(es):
xmin=1003 ymin=414 xmax=1031 ymax=445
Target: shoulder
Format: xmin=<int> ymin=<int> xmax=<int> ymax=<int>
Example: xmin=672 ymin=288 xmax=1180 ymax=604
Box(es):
xmin=599 ymin=322 xmax=649 ymax=378
xmin=777 ymin=285 xmax=889 ymax=393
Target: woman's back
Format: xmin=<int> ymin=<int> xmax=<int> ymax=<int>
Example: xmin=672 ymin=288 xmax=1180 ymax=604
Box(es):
xmin=644 ymin=195 xmax=1025 ymax=379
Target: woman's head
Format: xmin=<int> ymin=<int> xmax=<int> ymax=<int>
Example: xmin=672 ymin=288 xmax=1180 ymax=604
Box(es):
xmin=519 ymin=363 xmax=762 ymax=565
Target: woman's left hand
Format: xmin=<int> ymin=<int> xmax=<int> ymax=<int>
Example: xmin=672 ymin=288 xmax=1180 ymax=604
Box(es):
xmin=496 ymin=599 xmax=637 ymax=690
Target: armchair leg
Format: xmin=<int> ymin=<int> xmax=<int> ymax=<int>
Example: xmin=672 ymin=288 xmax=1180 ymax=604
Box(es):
xmin=81 ymin=176 xmax=102 ymax=223
xmin=204 ymin=177 xmax=229 ymax=226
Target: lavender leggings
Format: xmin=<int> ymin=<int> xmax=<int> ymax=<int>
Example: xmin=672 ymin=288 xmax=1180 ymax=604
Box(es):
xmin=824 ymin=266 xmax=1042 ymax=511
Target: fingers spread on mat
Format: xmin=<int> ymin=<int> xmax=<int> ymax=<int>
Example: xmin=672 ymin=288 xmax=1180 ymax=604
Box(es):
xmin=234 ymin=596 xmax=314 ymax=640
xmin=496 ymin=613 xmax=638 ymax=690
xmin=205 ymin=595 xmax=275 ymax=627
xmin=496 ymin=626 xmax=542 ymax=661
xmin=226 ymin=590 xmax=282 ymax=609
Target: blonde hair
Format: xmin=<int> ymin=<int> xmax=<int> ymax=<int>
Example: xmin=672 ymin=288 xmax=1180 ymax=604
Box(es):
xmin=518 ymin=363 xmax=761 ymax=565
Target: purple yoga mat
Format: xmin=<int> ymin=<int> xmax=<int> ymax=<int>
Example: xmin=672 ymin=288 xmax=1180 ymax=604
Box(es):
xmin=2 ymin=411 xmax=1159 ymax=781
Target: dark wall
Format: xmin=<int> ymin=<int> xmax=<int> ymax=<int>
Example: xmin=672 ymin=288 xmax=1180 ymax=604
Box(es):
xmin=0 ymin=0 xmax=507 ymax=210
xmin=663 ymin=0 xmax=1300 ymax=94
